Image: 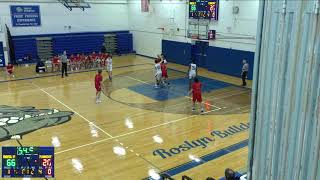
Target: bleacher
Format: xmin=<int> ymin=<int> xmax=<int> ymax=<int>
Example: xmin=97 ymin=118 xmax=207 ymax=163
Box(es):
xmin=12 ymin=31 xmax=134 ymax=64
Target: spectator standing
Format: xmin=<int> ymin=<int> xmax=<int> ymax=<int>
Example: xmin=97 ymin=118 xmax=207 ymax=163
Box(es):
xmin=61 ymin=51 xmax=68 ymax=78
xmin=241 ymin=60 xmax=249 ymax=86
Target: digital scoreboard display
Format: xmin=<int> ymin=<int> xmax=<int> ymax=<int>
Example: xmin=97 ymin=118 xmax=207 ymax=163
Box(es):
xmin=189 ymin=0 xmax=219 ymax=20
xmin=2 ymin=146 xmax=54 ymax=178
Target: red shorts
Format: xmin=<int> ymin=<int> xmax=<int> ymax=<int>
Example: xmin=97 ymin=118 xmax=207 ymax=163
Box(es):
xmin=193 ymin=93 xmax=202 ymax=102
xmin=7 ymin=70 xmax=13 ymax=74
xmin=95 ymin=85 xmax=101 ymax=92
xmin=162 ymin=71 xmax=168 ymax=78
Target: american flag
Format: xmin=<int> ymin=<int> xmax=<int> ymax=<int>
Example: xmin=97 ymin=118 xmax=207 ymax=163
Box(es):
xmin=141 ymin=0 xmax=149 ymax=12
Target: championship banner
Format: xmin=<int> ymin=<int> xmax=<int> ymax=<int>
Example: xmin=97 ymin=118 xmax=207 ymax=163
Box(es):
xmin=10 ymin=5 xmax=41 ymax=27
xmin=141 ymin=0 xmax=149 ymax=12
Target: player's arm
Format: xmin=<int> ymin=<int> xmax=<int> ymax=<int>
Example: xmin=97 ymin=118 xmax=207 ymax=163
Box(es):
xmin=188 ymin=88 xmax=193 ymax=95
xmin=154 ymin=65 xmax=157 ymax=76
xmin=196 ymin=66 xmax=198 ymax=76
xmin=188 ymin=64 xmax=191 ymax=74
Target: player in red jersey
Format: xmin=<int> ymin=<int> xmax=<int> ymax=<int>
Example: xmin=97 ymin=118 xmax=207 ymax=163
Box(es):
xmin=95 ymin=69 xmax=103 ymax=104
xmin=69 ymin=54 xmax=76 ymax=71
xmin=160 ymin=57 xmax=169 ymax=85
xmin=52 ymin=55 xmax=60 ymax=71
xmin=190 ymin=78 xmax=204 ymax=113
xmin=75 ymin=54 xmax=81 ymax=70
xmin=80 ymin=53 xmax=86 ymax=69
xmin=6 ymin=63 xmax=14 ymax=77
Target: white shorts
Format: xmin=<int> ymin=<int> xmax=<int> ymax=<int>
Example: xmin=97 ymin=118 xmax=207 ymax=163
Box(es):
xmin=189 ymin=72 xmax=196 ymax=79
xmin=107 ymin=65 xmax=112 ymax=72
xmin=155 ymin=73 xmax=162 ymax=81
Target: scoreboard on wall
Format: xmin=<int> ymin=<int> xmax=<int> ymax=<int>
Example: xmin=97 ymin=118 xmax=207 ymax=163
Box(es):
xmin=2 ymin=146 xmax=54 ymax=178
xmin=189 ymin=0 xmax=219 ymax=20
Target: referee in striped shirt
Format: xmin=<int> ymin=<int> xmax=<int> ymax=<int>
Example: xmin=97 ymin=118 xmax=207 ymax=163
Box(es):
xmin=241 ymin=60 xmax=249 ymax=86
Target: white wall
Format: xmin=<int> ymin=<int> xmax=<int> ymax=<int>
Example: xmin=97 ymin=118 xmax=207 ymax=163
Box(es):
xmin=128 ymin=0 xmax=259 ymax=57
xmin=0 ymin=17 xmax=9 ymax=66
xmin=0 ymin=0 xmax=129 ymax=35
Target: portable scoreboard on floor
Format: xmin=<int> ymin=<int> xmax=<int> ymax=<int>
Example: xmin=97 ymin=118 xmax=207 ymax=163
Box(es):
xmin=2 ymin=146 xmax=54 ymax=178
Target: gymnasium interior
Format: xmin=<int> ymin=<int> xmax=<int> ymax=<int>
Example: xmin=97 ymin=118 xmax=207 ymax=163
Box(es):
xmin=0 ymin=0 xmax=319 ymax=180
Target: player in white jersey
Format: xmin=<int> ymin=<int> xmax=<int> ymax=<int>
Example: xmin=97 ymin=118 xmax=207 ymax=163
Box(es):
xmin=154 ymin=55 xmax=163 ymax=88
xmin=188 ymin=60 xmax=197 ymax=90
xmin=106 ymin=54 xmax=113 ymax=81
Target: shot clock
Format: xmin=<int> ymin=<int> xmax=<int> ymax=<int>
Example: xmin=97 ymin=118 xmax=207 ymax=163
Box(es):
xmin=2 ymin=146 xmax=54 ymax=178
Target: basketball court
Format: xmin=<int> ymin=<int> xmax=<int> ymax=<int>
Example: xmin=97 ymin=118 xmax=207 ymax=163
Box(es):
xmin=0 ymin=0 xmax=259 ymax=179
xmin=0 ymin=55 xmax=251 ymax=179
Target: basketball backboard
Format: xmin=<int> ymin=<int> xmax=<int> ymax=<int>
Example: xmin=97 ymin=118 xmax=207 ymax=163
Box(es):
xmin=58 ymin=0 xmax=90 ymax=11
xmin=187 ymin=19 xmax=210 ymax=40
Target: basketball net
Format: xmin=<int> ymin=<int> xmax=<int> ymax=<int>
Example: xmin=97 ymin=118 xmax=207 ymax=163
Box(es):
xmin=163 ymin=18 xmax=177 ymax=39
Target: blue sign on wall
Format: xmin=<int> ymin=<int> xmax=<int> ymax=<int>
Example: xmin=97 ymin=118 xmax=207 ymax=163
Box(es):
xmin=10 ymin=5 xmax=41 ymax=27
xmin=0 ymin=42 xmax=6 ymax=67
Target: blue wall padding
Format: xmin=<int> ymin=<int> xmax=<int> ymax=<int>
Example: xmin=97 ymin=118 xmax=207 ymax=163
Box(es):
xmin=117 ymin=33 xmax=133 ymax=54
xmin=13 ymin=38 xmax=38 ymax=63
xmin=206 ymin=46 xmax=254 ymax=80
xmin=12 ymin=31 xmax=133 ymax=63
xmin=192 ymin=41 xmax=209 ymax=68
xmin=162 ymin=40 xmax=255 ymax=80
xmin=162 ymin=40 xmax=191 ymax=66
xmin=128 ymin=76 xmax=231 ymax=101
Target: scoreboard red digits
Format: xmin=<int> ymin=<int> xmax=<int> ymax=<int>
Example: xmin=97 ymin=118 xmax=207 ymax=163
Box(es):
xmin=41 ymin=158 xmax=53 ymax=176
xmin=42 ymin=158 xmax=52 ymax=167
xmin=189 ymin=0 xmax=219 ymax=20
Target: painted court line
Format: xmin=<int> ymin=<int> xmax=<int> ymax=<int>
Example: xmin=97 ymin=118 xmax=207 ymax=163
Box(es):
xmin=106 ymin=88 xmax=247 ymax=125
xmin=212 ymin=90 xmax=250 ymax=100
xmin=222 ymin=105 xmax=251 ymax=114
xmin=113 ymin=108 xmax=219 ymax=139
xmin=54 ymin=108 xmax=219 ymax=155
xmin=55 ymin=137 xmax=114 ymax=155
xmin=105 ymin=93 xmax=218 ymax=125
xmin=124 ymin=75 xmax=149 ymax=85
xmin=123 ymin=75 xmax=222 ymax=110
xmin=143 ymin=139 xmax=249 ymax=179
xmin=0 ymin=63 xmax=150 ymax=84
xmin=40 ymin=88 xmax=114 ymax=138
xmin=0 ymin=88 xmax=40 ymax=97
xmin=31 ymin=82 xmax=114 ymax=138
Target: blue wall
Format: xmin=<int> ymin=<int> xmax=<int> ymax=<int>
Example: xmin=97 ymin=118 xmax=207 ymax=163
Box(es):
xmin=162 ymin=40 xmax=254 ymax=80
xmin=12 ymin=31 xmax=133 ymax=63
xmin=162 ymin=40 xmax=191 ymax=66
xmin=206 ymin=46 xmax=254 ymax=80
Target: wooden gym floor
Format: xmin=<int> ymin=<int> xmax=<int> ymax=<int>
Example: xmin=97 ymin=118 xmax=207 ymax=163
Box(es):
xmin=0 ymin=55 xmax=251 ymax=180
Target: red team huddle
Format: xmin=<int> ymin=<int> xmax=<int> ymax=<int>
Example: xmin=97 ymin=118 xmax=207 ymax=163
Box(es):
xmin=52 ymin=52 xmax=110 ymax=71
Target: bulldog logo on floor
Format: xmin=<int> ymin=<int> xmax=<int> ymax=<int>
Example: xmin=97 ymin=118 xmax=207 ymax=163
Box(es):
xmin=0 ymin=105 xmax=73 ymax=141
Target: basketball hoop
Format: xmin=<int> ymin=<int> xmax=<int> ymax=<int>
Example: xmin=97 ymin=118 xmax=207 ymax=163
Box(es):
xmin=59 ymin=0 xmax=90 ymax=11
xmin=74 ymin=0 xmax=80 ymax=7
xmin=191 ymin=34 xmax=199 ymax=39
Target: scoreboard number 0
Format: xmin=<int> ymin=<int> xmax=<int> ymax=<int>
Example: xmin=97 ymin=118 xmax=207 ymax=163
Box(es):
xmin=47 ymin=168 xmax=52 ymax=175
